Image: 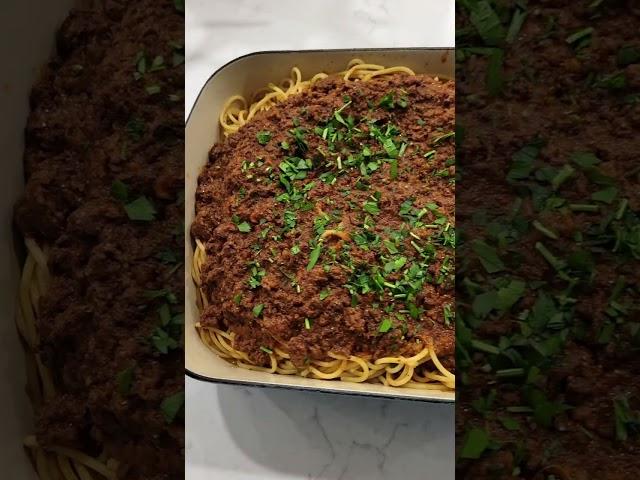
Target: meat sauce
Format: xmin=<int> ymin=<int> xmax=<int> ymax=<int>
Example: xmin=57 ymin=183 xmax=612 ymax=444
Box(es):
xmin=193 ymin=74 xmax=456 ymax=370
xmin=14 ymin=2 xmax=184 ymax=479
xmin=456 ymin=2 xmax=640 ymax=478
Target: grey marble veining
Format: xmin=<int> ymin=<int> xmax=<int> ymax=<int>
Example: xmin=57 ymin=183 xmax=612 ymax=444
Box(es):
xmin=186 ymin=380 xmax=454 ymax=479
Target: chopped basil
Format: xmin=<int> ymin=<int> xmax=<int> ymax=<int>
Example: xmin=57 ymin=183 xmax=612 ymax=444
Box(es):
xmin=306 ymin=244 xmax=323 ymax=271
xmin=260 ymin=346 xmax=273 ymax=354
xmin=319 ymin=289 xmax=331 ymax=300
xmin=304 ymin=317 xmax=312 ymax=330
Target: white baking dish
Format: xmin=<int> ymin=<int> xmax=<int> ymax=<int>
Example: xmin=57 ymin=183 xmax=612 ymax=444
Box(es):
xmin=0 ymin=1 xmax=75 ymax=477
xmin=185 ymin=48 xmax=455 ymax=402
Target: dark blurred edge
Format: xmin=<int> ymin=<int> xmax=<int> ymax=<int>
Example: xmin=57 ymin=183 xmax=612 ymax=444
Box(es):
xmin=3 ymin=1 xmax=185 ymax=479
xmin=455 ymin=1 xmax=639 ymax=479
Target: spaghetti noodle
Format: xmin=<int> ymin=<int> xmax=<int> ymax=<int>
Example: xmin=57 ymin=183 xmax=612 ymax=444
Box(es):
xmin=14 ymin=2 xmax=184 ymax=478
xmin=219 ymin=59 xmax=417 ymax=136
xmin=193 ymin=60 xmax=455 ymax=391
xmin=17 ymin=240 xmax=120 ymax=480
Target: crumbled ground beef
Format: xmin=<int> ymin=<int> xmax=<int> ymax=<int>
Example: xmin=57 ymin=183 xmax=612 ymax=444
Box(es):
xmin=14 ymin=1 xmax=184 ymax=478
xmin=456 ymin=1 xmax=640 ymax=478
xmin=193 ymin=74 xmax=455 ymax=370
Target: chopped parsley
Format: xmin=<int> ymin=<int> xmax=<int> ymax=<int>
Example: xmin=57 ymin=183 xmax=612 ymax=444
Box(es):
xmin=614 ymin=396 xmax=640 ymax=442
xmin=460 ymin=427 xmax=489 ymax=459
xmin=161 ymin=391 xmax=184 ymax=424
xmin=151 ymin=327 xmax=179 ymax=354
xmin=111 ymin=180 xmax=129 ymax=202
xmin=116 ymin=366 xmax=134 ymax=395
xmin=432 ymin=131 xmax=455 ymax=145
xmin=248 ymin=261 xmax=266 ymax=289
xmin=125 ymin=196 xmax=156 ymax=221
xmin=306 ymin=243 xmax=323 ymax=271
xmin=378 ymin=318 xmax=393 ymax=333
xmin=232 ymin=215 xmax=252 ymax=232
xmin=257 ymin=131 xmax=272 ymax=145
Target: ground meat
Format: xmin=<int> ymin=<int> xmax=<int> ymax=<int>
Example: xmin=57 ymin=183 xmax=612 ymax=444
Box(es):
xmin=193 ymin=74 xmax=455 ymax=371
xmin=456 ymin=1 xmax=640 ymax=478
xmin=14 ymin=2 xmax=184 ymax=479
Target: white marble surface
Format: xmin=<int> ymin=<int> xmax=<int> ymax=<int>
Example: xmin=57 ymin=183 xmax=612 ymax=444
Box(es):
xmin=186 ymin=1 xmax=455 ymax=478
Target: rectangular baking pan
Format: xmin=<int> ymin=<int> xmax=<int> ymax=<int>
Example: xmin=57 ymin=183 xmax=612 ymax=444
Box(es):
xmin=185 ymin=48 xmax=455 ymax=402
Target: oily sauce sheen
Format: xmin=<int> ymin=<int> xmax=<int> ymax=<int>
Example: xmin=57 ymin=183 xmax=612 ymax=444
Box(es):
xmin=193 ymin=74 xmax=455 ymax=371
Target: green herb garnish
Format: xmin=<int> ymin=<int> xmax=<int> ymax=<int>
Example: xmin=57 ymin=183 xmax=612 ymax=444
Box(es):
xmin=257 ymin=131 xmax=272 ymax=145
xmin=306 ymin=244 xmax=323 ymax=271
xmin=124 ymin=196 xmax=156 ymax=221
xmin=116 ymin=366 xmax=134 ymax=395
xmin=460 ymin=427 xmax=489 ymax=459
xmin=378 ymin=318 xmax=393 ymax=333
xmin=111 ymin=180 xmax=129 ymax=202
xmin=161 ymin=391 xmax=184 ymax=424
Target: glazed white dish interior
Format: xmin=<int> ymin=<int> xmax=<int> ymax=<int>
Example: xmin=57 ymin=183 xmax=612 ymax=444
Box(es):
xmin=185 ymin=49 xmax=455 ymax=402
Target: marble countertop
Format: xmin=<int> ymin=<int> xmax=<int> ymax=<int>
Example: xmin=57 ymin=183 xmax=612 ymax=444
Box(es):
xmin=186 ymin=1 xmax=454 ymax=478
